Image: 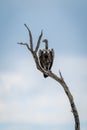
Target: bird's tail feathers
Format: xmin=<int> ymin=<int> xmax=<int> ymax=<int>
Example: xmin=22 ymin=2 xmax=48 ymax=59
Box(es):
xmin=43 ymin=74 xmax=48 ymax=78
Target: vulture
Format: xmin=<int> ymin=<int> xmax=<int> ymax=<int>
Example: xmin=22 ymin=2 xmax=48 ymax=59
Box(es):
xmin=38 ymin=39 xmax=54 ymax=78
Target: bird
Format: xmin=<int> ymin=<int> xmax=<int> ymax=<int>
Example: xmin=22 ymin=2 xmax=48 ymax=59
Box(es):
xmin=38 ymin=39 xmax=54 ymax=78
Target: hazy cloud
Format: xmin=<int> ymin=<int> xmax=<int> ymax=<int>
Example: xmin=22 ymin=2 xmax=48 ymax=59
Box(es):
xmin=0 ymin=56 xmax=87 ymax=125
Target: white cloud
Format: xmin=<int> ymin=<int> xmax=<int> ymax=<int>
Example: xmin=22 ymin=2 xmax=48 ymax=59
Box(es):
xmin=0 ymin=56 xmax=87 ymax=125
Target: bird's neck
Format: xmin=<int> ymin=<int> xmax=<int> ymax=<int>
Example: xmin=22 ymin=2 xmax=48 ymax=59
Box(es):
xmin=45 ymin=42 xmax=48 ymax=50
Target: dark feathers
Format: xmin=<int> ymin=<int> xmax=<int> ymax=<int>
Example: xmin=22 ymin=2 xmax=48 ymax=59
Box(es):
xmin=38 ymin=48 xmax=54 ymax=78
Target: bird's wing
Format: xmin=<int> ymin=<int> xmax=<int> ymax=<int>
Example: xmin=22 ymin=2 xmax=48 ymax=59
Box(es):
xmin=38 ymin=49 xmax=44 ymax=68
xmin=49 ymin=49 xmax=54 ymax=70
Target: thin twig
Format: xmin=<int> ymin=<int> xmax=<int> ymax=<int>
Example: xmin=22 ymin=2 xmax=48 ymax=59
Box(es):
xmin=17 ymin=42 xmax=32 ymax=52
xmin=35 ymin=30 xmax=43 ymax=53
xmin=24 ymin=24 xmax=33 ymax=51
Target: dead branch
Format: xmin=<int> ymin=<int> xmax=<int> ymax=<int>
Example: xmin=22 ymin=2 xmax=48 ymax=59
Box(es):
xmin=18 ymin=24 xmax=80 ymax=130
xmin=24 ymin=24 xmax=33 ymax=51
xmin=35 ymin=30 xmax=43 ymax=53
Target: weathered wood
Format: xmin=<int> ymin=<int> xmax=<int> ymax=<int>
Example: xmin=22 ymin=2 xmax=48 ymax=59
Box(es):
xmin=18 ymin=24 xmax=80 ymax=130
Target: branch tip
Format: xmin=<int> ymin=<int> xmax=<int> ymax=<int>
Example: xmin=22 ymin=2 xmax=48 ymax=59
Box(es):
xmin=24 ymin=23 xmax=27 ymax=28
xmin=17 ymin=42 xmax=23 ymax=45
xmin=24 ymin=24 xmax=31 ymax=34
xmin=41 ymin=29 xmax=43 ymax=35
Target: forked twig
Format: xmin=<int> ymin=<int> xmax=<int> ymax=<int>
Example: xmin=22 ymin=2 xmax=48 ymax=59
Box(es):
xmin=18 ymin=24 xmax=80 ymax=130
xmin=17 ymin=42 xmax=31 ymax=52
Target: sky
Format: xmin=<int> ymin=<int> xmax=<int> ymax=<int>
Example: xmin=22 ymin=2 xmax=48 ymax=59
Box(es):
xmin=0 ymin=0 xmax=87 ymax=130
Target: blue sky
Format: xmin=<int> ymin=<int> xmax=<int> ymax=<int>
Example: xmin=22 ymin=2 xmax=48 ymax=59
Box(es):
xmin=0 ymin=0 xmax=87 ymax=130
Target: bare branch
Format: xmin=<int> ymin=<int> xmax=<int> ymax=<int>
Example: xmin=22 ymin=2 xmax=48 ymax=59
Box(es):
xmin=35 ymin=30 xmax=43 ymax=53
xmin=18 ymin=26 xmax=80 ymax=130
xmin=24 ymin=24 xmax=33 ymax=51
xmin=58 ymin=76 xmax=80 ymax=130
xmin=17 ymin=42 xmax=32 ymax=52
xmin=28 ymin=49 xmax=80 ymax=130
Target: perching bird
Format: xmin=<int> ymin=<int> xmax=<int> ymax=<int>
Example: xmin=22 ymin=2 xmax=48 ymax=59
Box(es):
xmin=38 ymin=39 xmax=54 ymax=78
